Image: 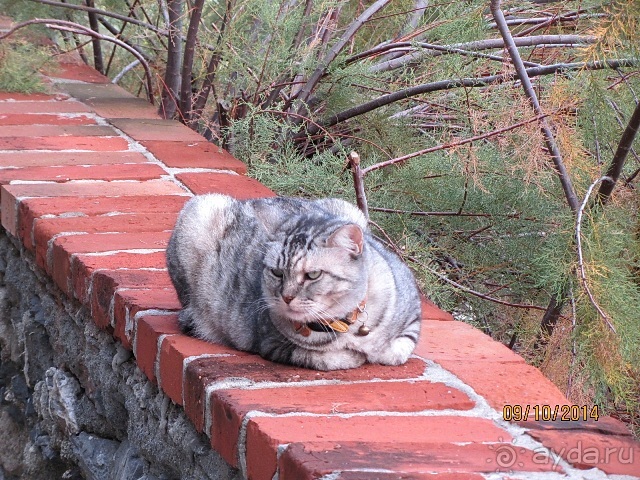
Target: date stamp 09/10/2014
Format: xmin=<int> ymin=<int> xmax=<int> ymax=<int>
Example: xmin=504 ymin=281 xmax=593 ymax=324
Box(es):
xmin=503 ymin=404 xmax=600 ymax=422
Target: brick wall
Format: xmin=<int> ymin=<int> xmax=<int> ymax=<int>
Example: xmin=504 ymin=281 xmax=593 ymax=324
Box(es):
xmin=0 ymin=42 xmax=638 ymax=479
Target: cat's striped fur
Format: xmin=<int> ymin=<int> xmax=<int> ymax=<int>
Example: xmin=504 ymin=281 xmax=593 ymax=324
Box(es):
xmin=166 ymin=194 xmax=421 ymax=370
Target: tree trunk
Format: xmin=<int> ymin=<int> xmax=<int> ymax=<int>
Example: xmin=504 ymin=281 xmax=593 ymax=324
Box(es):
xmin=158 ymin=0 xmax=183 ymax=119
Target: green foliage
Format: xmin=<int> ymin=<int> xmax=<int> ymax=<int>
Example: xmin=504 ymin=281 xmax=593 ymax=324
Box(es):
xmin=0 ymin=40 xmax=49 ymax=93
xmin=3 ymin=0 xmax=639 ymax=435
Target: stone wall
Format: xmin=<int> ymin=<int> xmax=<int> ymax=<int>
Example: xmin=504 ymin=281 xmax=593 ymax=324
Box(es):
xmin=0 ymin=233 xmax=238 ymax=480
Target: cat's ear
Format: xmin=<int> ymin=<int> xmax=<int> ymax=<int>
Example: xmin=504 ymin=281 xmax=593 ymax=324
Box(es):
xmin=327 ymin=224 xmax=364 ymax=256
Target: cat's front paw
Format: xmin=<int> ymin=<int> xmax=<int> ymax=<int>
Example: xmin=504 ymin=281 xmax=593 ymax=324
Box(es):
xmin=291 ymin=349 xmax=366 ymax=371
xmin=367 ymin=337 xmax=416 ymax=366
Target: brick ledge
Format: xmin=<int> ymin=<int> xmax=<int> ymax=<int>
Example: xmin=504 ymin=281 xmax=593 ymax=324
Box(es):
xmin=0 ymin=53 xmax=637 ymax=480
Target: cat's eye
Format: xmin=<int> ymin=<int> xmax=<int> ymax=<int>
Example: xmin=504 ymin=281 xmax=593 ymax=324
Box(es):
xmin=305 ymin=270 xmax=322 ymax=280
xmin=271 ymin=268 xmax=284 ymax=278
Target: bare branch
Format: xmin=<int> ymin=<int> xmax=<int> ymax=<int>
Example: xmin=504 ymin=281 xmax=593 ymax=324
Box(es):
xmin=407 ymin=255 xmax=549 ymax=313
xmin=362 ymin=113 xmax=551 ymax=175
xmin=395 ymin=0 xmax=429 ymax=40
xmin=191 ymin=0 xmax=234 ymax=126
xmin=294 ymin=0 xmax=391 ymax=109
xmin=307 ymin=59 xmax=637 ymax=137
xmin=370 ymin=34 xmax=597 ymax=73
xmin=575 ymin=176 xmax=616 ymax=333
xmin=112 ymin=59 xmax=141 ymax=83
xmin=369 ymin=207 xmax=491 ymax=217
xmin=28 ymin=0 xmax=168 ymax=35
xmin=490 ymin=0 xmax=579 ymax=213
xmin=347 ymin=41 xmax=542 ymax=67
xmin=348 ymin=151 xmax=369 ymax=219
xmin=97 ymin=15 xmax=152 ymax=61
xmin=597 ymin=100 xmax=640 ymax=204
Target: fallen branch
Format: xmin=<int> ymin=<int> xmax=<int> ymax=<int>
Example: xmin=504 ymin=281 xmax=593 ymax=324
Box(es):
xmin=346 ymin=41 xmax=542 ymax=68
xmin=370 ymin=34 xmax=597 ymax=73
xmin=308 ymin=59 xmax=637 ymax=136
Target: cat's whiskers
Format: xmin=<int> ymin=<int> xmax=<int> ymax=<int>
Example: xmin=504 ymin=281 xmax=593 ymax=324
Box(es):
xmin=310 ymin=306 xmax=340 ymax=341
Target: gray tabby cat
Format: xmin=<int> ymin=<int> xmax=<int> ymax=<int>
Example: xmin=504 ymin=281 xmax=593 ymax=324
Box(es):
xmin=166 ymin=193 xmax=421 ymax=371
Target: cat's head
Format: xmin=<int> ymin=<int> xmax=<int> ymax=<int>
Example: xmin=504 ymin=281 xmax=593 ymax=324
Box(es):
xmin=261 ymin=216 xmax=368 ymax=324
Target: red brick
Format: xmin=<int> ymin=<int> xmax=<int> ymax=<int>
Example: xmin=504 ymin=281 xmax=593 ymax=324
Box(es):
xmin=135 ymin=314 xmax=181 ymax=383
xmin=31 ymin=212 xmax=177 ymax=252
xmin=337 ymin=473 xmax=481 ymax=480
xmin=88 ymin=269 xmax=125 ymax=329
xmin=183 ymin=355 xmax=425 ymax=439
xmin=88 ymin=98 xmax=161 ymax=119
xmin=113 ymin=288 xmax=180 ymax=350
xmin=0 ymin=125 xmax=114 ymax=137
xmin=59 ymin=83 xmax=159 ymax=119
xmin=71 ymin=251 xmax=169 ymax=303
xmin=16 ymin=195 xmax=186 ymax=242
xmin=519 ymin=416 xmax=633 ymax=436
xmin=88 ymin=270 xmax=176 ymax=334
xmin=109 ymin=118 xmax=204 ymax=142
xmin=0 ymin=113 xmax=95 ymax=126
xmin=0 ymin=92 xmax=69 ymax=101
xmin=59 ymin=83 xmax=136 ymax=101
xmin=197 ymin=358 xmax=426 ymax=441
xmin=246 ymin=416 xmax=512 ymax=480
xmin=98 ymin=269 xmax=173 ymax=295
xmin=0 ymin=187 xmax=19 ymax=235
xmin=526 ymin=429 xmax=639 ymax=475
xmin=49 ymin=231 xmax=171 ymax=293
xmin=176 ymin=172 xmax=275 ymax=198
xmin=437 ymin=359 xmax=568 ymax=411
xmin=5 ymin=180 xmax=185 ymax=200
xmin=211 ymin=379 xmax=473 ymax=464
xmin=421 ymin=296 xmax=454 ymax=321
xmin=158 ymin=335 xmax=242 ymax=405
xmin=198 ymin=355 xmax=426 ymax=442
xmin=278 ymin=442 xmax=561 ymax=480
xmin=140 ymin=140 xmax=247 ymax=173
xmin=49 ymin=62 xmax=111 ymax=83
xmin=4 ymin=183 xmax=184 ymax=237
xmin=219 ymin=380 xmax=473 ymax=415
xmin=0 ymin=136 xmax=129 ymax=151
xmin=0 ymin=151 xmax=148 ymax=167
xmin=0 ymin=100 xmax=91 ymax=114
xmin=0 ymin=164 xmax=166 ymax=186
xmin=414 ymin=320 xmax=525 ymax=363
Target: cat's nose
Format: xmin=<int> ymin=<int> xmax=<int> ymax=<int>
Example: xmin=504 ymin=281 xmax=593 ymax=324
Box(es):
xmin=282 ymin=295 xmax=294 ymax=304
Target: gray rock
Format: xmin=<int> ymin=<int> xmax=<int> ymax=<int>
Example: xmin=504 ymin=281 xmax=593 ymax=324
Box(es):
xmin=70 ymin=432 xmax=119 ymax=480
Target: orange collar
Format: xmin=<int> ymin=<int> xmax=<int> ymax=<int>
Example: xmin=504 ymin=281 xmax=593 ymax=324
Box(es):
xmin=292 ymin=297 xmax=367 ymax=337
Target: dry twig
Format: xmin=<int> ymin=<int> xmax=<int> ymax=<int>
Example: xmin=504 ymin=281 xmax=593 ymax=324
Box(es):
xmin=575 ymin=176 xmax=616 ymax=333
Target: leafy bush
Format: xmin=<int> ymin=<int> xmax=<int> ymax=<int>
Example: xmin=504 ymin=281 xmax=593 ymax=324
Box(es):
xmin=0 ymin=40 xmax=49 ymax=93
